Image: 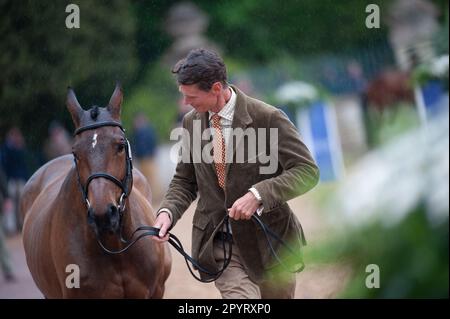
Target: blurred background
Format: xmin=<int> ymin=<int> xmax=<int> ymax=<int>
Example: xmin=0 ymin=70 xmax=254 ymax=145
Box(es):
xmin=0 ymin=0 xmax=448 ymax=298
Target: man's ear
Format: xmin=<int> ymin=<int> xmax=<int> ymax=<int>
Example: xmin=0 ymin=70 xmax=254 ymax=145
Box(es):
xmin=211 ymin=82 xmax=222 ymax=95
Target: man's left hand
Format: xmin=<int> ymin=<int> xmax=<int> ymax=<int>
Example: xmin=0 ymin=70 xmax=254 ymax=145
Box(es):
xmin=228 ymin=191 xmax=261 ymax=220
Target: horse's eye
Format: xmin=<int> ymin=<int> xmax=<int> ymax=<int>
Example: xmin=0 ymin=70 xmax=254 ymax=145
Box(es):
xmin=117 ymin=144 xmax=125 ymax=153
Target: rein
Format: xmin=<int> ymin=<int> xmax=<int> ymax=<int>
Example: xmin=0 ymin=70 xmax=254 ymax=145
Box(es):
xmin=73 ymin=121 xmax=304 ymax=283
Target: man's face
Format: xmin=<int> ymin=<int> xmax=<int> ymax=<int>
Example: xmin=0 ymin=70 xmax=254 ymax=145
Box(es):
xmin=179 ymin=84 xmax=218 ymax=113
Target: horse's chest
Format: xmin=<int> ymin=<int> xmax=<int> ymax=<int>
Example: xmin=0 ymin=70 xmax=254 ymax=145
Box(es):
xmin=71 ymin=260 xmax=151 ymax=298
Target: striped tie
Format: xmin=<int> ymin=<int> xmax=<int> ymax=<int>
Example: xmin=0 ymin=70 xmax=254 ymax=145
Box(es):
xmin=211 ymin=114 xmax=226 ymax=189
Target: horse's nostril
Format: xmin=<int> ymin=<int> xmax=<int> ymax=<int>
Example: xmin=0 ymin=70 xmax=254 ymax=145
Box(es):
xmin=87 ymin=204 xmax=121 ymax=235
xmin=107 ymin=204 xmax=118 ymax=216
xmin=87 ymin=208 xmax=96 ymax=225
xmin=107 ymin=204 xmax=120 ymax=225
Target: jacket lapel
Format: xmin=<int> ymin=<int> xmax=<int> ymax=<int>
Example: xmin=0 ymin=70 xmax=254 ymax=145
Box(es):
xmin=192 ymin=85 xmax=253 ymax=183
xmin=193 ymin=111 xmax=217 ymax=175
xmin=225 ymin=85 xmax=253 ymax=177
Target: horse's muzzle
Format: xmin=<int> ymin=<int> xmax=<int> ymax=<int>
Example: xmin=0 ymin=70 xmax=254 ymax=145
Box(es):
xmin=87 ymin=204 xmax=121 ymax=235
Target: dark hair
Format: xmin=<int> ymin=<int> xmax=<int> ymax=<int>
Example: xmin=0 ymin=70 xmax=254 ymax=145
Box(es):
xmin=172 ymin=48 xmax=227 ymax=91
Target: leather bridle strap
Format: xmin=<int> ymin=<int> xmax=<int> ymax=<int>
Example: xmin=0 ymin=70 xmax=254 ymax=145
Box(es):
xmin=74 ymin=121 xmax=124 ymax=136
xmin=84 ymin=173 xmax=126 ymax=197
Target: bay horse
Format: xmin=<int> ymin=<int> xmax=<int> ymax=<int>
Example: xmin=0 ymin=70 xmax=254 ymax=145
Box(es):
xmin=20 ymin=84 xmax=171 ymax=298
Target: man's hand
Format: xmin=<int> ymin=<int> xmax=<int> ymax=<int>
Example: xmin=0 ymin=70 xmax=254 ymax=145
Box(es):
xmin=152 ymin=212 xmax=171 ymax=243
xmin=228 ymin=191 xmax=261 ymax=220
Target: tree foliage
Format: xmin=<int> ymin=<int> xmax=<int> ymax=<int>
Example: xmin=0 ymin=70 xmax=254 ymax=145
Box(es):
xmin=0 ymin=0 xmax=137 ymax=146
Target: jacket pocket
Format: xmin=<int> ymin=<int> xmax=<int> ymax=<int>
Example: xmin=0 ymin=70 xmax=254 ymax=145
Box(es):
xmin=192 ymin=211 xmax=209 ymax=230
xmin=191 ymin=211 xmax=210 ymax=263
xmin=255 ymin=205 xmax=304 ymax=270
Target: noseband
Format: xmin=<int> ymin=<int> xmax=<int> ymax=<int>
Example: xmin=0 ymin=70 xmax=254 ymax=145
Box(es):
xmin=73 ymin=121 xmax=133 ymax=216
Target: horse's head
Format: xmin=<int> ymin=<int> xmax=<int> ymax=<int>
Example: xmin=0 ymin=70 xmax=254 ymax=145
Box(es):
xmin=67 ymin=84 xmax=133 ymax=236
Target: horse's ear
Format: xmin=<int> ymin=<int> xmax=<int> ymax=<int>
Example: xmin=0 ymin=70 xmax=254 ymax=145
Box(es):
xmin=107 ymin=82 xmax=123 ymax=120
xmin=66 ymin=87 xmax=83 ymax=128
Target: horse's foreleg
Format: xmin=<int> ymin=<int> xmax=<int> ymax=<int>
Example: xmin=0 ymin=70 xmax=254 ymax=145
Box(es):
xmin=150 ymin=283 xmax=165 ymax=299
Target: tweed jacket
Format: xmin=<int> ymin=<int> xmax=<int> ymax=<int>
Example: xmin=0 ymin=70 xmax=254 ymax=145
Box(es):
xmin=159 ymin=85 xmax=319 ymax=282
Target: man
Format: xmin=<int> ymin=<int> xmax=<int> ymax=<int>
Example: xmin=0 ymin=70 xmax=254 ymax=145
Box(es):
xmin=0 ymin=126 xmax=29 ymax=232
xmin=0 ymin=165 xmax=15 ymax=282
xmin=131 ymin=112 xmax=162 ymax=205
xmin=153 ymin=48 xmax=319 ymax=299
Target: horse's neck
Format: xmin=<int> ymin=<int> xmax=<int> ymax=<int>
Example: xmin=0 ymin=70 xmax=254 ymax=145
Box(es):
xmin=60 ymin=168 xmax=87 ymax=220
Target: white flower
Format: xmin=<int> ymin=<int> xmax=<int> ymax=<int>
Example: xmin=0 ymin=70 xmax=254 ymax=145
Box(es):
xmin=275 ymin=81 xmax=318 ymax=104
xmin=429 ymin=55 xmax=449 ymax=77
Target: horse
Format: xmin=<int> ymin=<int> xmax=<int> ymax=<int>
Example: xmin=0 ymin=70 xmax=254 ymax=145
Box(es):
xmin=20 ymin=84 xmax=171 ymax=298
xmin=365 ymin=69 xmax=414 ymax=112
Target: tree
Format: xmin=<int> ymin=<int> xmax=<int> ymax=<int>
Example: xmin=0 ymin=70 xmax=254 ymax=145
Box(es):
xmin=0 ymin=0 xmax=137 ymax=149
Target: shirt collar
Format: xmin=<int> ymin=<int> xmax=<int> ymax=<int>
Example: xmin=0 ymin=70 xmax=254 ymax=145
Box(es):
xmin=208 ymin=87 xmax=236 ymax=122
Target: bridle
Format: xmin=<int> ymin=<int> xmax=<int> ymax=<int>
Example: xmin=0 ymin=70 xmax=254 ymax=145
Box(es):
xmin=72 ymin=121 xmax=133 ymax=220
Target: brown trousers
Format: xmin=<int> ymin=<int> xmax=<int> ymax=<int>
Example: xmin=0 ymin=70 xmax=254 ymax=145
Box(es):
xmin=213 ymin=238 xmax=296 ymax=299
